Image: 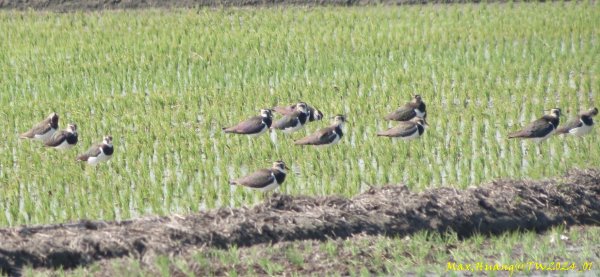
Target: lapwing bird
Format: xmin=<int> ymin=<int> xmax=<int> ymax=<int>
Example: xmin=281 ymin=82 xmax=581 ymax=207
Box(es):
xmin=271 ymin=102 xmax=310 ymax=133
xmin=384 ymin=94 xmax=427 ymax=121
xmin=556 ymin=107 xmax=598 ymax=137
xmin=377 ymin=117 xmax=427 ymax=140
xmin=508 ymin=108 xmax=561 ymax=142
xmin=76 ymin=136 xmax=114 ymax=165
xmin=294 ymin=115 xmax=347 ymax=147
xmin=229 ymin=160 xmax=289 ymax=192
xmin=273 ymin=102 xmax=324 ymax=122
xmin=223 ymin=109 xmax=273 ymax=137
xmin=19 ymin=112 xmax=59 ymax=141
xmin=44 ymin=123 xmax=78 ymax=149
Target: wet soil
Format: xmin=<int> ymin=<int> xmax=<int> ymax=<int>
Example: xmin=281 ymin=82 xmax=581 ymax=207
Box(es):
xmin=1 ymin=168 xmax=599 ymax=275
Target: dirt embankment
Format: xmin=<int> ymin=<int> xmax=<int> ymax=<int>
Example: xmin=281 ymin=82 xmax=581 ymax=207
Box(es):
xmin=0 ymin=168 xmax=599 ymax=275
xmin=0 ymin=0 xmax=482 ymax=11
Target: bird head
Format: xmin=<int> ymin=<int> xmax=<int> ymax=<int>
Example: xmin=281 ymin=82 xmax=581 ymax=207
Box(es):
xmin=412 ymin=117 xmax=428 ymax=126
xmin=296 ymin=102 xmax=309 ymax=114
xmin=48 ymin=112 xmax=59 ymax=128
xmin=312 ymin=108 xmax=324 ymax=120
xmin=413 ymin=94 xmax=423 ymax=103
xmin=332 ymin=114 xmax=347 ymax=127
xmin=67 ymin=123 xmax=77 ymax=133
xmin=103 ymin=135 xmax=113 ymax=146
xmin=273 ymin=160 xmax=289 ymax=172
xmin=260 ymin=109 xmax=273 ymax=119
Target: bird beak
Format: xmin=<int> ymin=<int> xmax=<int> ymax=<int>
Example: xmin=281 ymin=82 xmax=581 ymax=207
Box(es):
xmin=285 ymin=165 xmax=290 ymax=170
xmin=423 ymin=119 xmax=429 ymax=126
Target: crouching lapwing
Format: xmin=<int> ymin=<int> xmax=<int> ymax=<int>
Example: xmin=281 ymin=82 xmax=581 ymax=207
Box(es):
xmin=20 ymin=112 xmax=59 ymax=141
xmin=273 ymin=102 xmax=323 ymax=122
xmin=223 ymin=109 xmax=273 ymax=137
xmin=384 ymin=95 xmax=427 ymax=121
xmin=77 ymin=136 xmax=114 ymax=165
xmin=44 ymin=123 xmax=78 ymax=149
xmin=229 ymin=160 xmax=289 ymax=192
xmin=294 ymin=115 xmax=347 ymax=147
xmin=556 ymin=107 xmax=598 ymax=137
xmin=271 ymin=102 xmax=310 ymax=133
xmin=508 ymin=108 xmax=561 ymax=143
xmin=377 ymin=117 xmax=427 ymax=140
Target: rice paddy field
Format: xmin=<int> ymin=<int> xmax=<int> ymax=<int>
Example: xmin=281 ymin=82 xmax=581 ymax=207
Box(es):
xmin=1 ymin=1 xmax=600 ymax=275
xmin=0 ymin=1 xmax=598 ymax=227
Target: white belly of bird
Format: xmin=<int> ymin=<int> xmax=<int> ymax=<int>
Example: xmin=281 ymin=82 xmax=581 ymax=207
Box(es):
xmin=257 ymin=179 xmax=280 ymax=192
xmin=34 ymin=129 xmax=55 ymax=141
xmin=569 ymin=124 xmax=593 ymax=137
xmin=248 ymin=125 xmax=268 ymax=137
xmin=414 ymin=109 xmax=426 ymax=118
xmin=282 ymin=121 xmax=303 ymax=133
xmin=87 ymin=152 xmax=113 ymax=166
xmin=54 ymin=140 xmax=74 ymax=150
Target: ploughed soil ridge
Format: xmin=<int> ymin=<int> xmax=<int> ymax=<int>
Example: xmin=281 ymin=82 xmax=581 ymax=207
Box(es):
xmin=1 ymin=168 xmax=599 ymax=275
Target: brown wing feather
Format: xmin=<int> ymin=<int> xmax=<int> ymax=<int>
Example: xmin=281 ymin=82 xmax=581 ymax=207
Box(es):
xmin=509 ymin=118 xmax=554 ymax=138
xmin=44 ymin=131 xmax=69 ymax=147
xmin=20 ymin=120 xmax=52 ymax=139
xmin=223 ymin=116 xmax=264 ymax=134
xmin=377 ymin=121 xmax=418 ymax=137
xmin=231 ymin=169 xmax=275 ymax=188
xmin=384 ymin=105 xmax=417 ymax=121
xmin=295 ymin=126 xmax=335 ymax=145
xmin=77 ymin=143 xmax=102 ymax=161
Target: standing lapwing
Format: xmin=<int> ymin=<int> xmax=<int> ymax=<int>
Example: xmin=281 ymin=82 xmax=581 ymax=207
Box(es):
xmin=384 ymin=95 xmax=427 ymax=121
xmin=76 ymin=136 xmax=114 ymax=165
xmin=273 ymin=102 xmax=323 ymax=122
xmin=508 ymin=108 xmax=561 ymax=142
xmin=223 ymin=109 xmax=273 ymax=137
xmin=44 ymin=123 xmax=78 ymax=149
xmin=229 ymin=160 xmax=289 ymax=192
xmin=271 ymin=102 xmax=310 ymax=133
xmin=377 ymin=117 xmax=427 ymax=140
xmin=294 ymin=115 xmax=347 ymax=147
xmin=556 ymin=107 xmax=598 ymax=137
xmin=20 ymin=112 xmax=59 ymax=141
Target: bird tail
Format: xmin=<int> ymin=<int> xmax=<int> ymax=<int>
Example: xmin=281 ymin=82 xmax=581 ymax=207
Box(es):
xmin=554 ymin=127 xmax=568 ymax=135
xmin=507 ymin=132 xmax=521 ymax=139
xmin=294 ymin=139 xmax=308 ymax=145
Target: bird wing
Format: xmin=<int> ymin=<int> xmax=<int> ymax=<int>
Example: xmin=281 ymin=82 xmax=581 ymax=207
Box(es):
xmin=272 ymin=105 xmax=296 ymax=116
xmin=224 ymin=116 xmax=265 ymax=134
xmin=377 ymin=122 xmax=418 ymax=137
xmin=274 ymin=104 xmax=322 ymax=121
xmin=511 ymin=118 xmax=555 ymax=138
xmin=384 ymin=105 xmax=417 ymax=121
xmin=20 ymin=120 xmax=51 ymax=138
xmin=44 ymin=130 xmax=69 ymax=147
xmin=295 ymin=127 xmax=336 ymax=145
xmin=77 ymin=143 xmax=102 ymax=161
xmin=556 ymin=118 xmax=582 ymax=134
xmin=272 ymin=113 xmax=300 ymax=129
xmin=234 ymin=169 xmax=275 ymax=188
